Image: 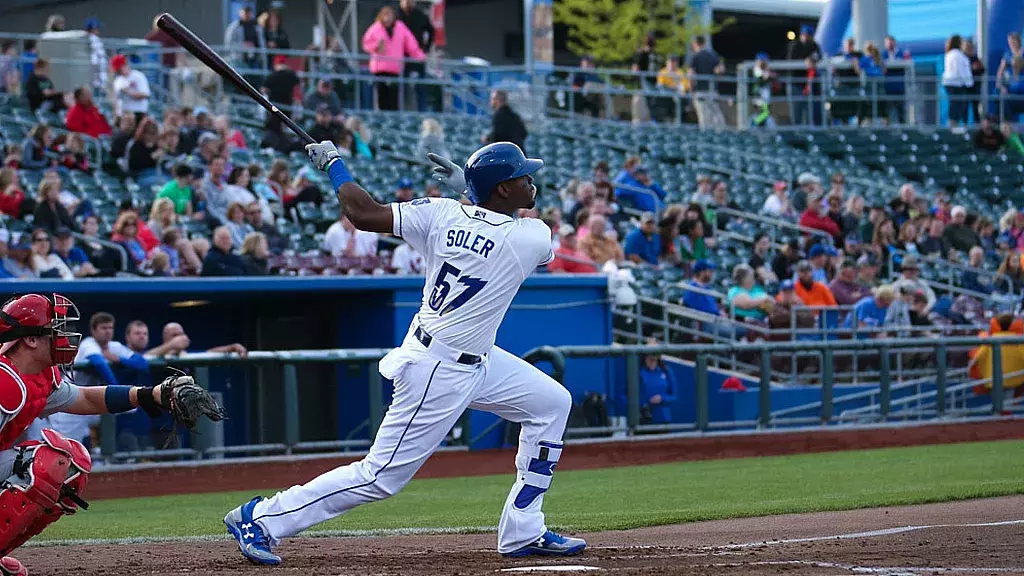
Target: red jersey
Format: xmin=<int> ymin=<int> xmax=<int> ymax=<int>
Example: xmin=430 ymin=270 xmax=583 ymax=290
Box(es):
xmin=0 ymin=357 xmax=61 ymax=451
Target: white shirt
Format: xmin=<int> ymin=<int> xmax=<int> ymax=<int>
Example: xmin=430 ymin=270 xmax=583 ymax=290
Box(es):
xmin=392 ymin=198 xmax=553 ymax=355
xmin=45 ymin=337 xmax=134 ymax=443
xmin=322 ymin=221 xmax=379 ymax=257
xmin=391 ymin=242 xmax=424 ymax=275
xmin=762 ymin=194 xmax=787 ymax=217
xmin=942 ymin=49 xmax=974 ymax=87
xmin=112 ymin=70 xmax=151 ymax=115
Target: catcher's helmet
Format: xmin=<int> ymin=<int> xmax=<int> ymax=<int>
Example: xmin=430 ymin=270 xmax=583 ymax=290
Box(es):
xmin=463 ymin=142 xmax=543 ymax=204
xmin=0 ymin=293 xmax=81 ymax=369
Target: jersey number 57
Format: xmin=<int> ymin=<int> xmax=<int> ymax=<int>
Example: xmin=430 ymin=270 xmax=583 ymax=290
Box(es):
xmin=429 ymin=262 xmax=487 ymax=316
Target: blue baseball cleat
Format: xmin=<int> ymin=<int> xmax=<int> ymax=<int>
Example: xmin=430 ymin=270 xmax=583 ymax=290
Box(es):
xmin=502 ymin=530 xmax=587 ymax=558
xmin=224 ymin=497 xmax=281 ymax=565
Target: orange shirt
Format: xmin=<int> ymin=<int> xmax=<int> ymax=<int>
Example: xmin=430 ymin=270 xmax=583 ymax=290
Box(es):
xmin=794 ymin=281 xmax=837 ymax=307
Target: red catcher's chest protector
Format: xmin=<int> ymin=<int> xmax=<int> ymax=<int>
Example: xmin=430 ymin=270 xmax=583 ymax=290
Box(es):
xmin=0 ymin=362 xmax=60 ymax=451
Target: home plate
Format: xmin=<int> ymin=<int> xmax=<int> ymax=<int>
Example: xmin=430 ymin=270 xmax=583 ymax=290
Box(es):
xmin=500 ymin=566 xmax=603 ymax=573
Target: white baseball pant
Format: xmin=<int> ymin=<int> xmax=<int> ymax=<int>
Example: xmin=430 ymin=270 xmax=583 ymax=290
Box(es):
xmin=251 ymin=330 xmax=572 ymax=553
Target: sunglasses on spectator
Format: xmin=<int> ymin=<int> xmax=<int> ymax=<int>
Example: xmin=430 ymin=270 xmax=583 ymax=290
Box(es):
xmin=246 ymin=209 xmax=261 ymax=215
xmin=33 ymin=236 xmax=49 ymax=243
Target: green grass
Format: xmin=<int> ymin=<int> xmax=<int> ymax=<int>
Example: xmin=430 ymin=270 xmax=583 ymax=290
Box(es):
xmin=40 ymin=440 xmax=1024 ymax=541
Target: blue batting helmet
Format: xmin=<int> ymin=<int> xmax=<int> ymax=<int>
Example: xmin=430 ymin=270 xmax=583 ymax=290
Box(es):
xmin=463 ymin=142 xmax=543 ymax=204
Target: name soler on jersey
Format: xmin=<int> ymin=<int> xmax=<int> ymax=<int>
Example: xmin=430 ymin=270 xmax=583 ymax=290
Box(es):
xmin=446 ymin=228 xmax=496 ymax=258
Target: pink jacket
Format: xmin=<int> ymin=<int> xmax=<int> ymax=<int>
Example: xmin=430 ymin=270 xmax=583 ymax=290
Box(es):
xmin=362 ymin=20 xmax=425 ymax=76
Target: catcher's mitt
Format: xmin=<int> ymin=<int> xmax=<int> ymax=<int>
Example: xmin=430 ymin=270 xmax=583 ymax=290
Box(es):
xmin=139 ymin=371 xmax=227 ymax=432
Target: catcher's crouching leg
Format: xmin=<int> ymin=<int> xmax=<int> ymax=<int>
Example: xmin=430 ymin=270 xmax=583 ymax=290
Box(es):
xmin=0 ymin=428 xmax=91 ymax=558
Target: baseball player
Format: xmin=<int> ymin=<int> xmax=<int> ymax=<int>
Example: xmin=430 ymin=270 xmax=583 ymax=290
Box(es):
xmin=224 ymin=140 xmax=585 ymax=564
xmin=0 ymin=293 xmax=225 ymax=576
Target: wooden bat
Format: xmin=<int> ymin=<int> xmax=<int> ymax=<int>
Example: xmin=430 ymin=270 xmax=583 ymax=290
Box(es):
xmin=155 ymin=13 xmax=316 ymax=144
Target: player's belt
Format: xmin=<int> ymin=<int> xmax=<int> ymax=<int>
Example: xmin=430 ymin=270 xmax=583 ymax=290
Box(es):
xmin=413 ymin=326 xmax=482 ymax=365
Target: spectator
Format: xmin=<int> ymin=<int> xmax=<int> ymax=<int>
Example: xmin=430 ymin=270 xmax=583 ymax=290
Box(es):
xmin=240 ymin=232 xmax=269 ymax=275
xmin=147 ymin=197 xmax=177 ymax=240
xmin=578 ymin=214 xmax=622 ymax=267
xmin=84 ymin=17 xmax=108 ymax=92
xmin=0 ymin=168 xmax=34 ymax=218
xmin=111 ymin=212 xmax=147 ymax=268
xmin=484 ymin=89 xmax=528 ymax=152
xmin=962 ymin=246 xmax=994 ymax=294
xmin=825 ymin=193 xmax=845 ymax=233
xmin=971 ymin=312 xmax=1024 ymax=392
xmin=997 ymin=252 xmax=1024 ymax=293
xmin=0 ymin=41 xmax=20 ymax=95
xmin=416 ymin=118 xmax=451 ymax=160
xmin=26 ymin=226 xmax=71 ymax=279
xmin=960 ymin=38 xmax=985 ymax=123
xmin=624 ymin=213 xmax=660 ymax=265
xmin=571 ymin=55 xmax=605 ymax=118
xmin=943 ymin=206 xmax=981 ymax=253
xmin=261 ymin=56 xmax=301 ymax=114
xmin=200 ymin=156 xmax=229 ymax=223
xmin=727 ymin=264 xmax=774 ymax=322
xmin=224 ymin=202 xmax=254 ymax=249
xmin=805 ymin=243 xmax=834 ymax=283
xmin=829 ymin=258 xmax=873 ymax=306
xmin=786 ymin=25 xmax=822 ymax=126
xmin=630 ymin=32 xmax=659 ymax=122
xmin=391 ymin=239 xmax=424 ymax=275
xmin=852 ymin=42 xmax=885 ymax=124
xmin=794 ymin=260 xmax=837 ymax=308
xmin=49 ymin=227 xmax=93 ymax=278
xmin=343 ymin=116 xmax=374 ymax=159
xmin=305 ymin=104 xmax=343 ymax=146
xmin=305 ymin=78 xmax=344 ymax=120
xmin=157 ymin=164 xmax=195 ymax=216
xmin=749 ymin=233 xmax=777 ymax=285
xmin=145 ymin=14 xmax=184 ymax=70
xmin=762 ymin=181 xmax=794 ymax=219
xmin=21 ymin=124 xmax=54 ymax=170
xmin=3 ymin=235 xmax=35 ymax=278
xmin=214 ymin=115 xmax=246 ymax=150
xmin=323 ymin=214 xmax=379 ymax=258
xmin=548 ymin=225 xmax=597 ymax=273
xmin=997 ymin=33 xmax=1024 ymax=91
xmin=613 ymin=157 xmax=665 ymax=213
xmin=943 ymin=35 xmax=973 ymax=127
xmin=793 ymin=172 xmax=822 ymax=214
xmin=110 ymin=55 xmax=150 ymax=122
xmin=799 ymin=195 xmax=841 ymax=240
xmin=639 ymin=346 xmax=677 ymax=424
xmin=770 ymin=238 xmax=801 ymax=281
xmin=126 ymin=118 xmax=165 ymax=186
xmin=224 ymin=5 xmax=265 ymax=70
xmin=393 ymin=178 xmax=415 ymax=203
xmin=841 ymin=194 xmax=866 ymax=238
xmin=110 ymin=113 xmax=136 ymax=160
xmin=676 ymin=218 xmax=707 ymax=263
xmin=362 ymin=6 xmax=425 ymax=111
xmin=706 ymin=181 xmax=741 ymax=231
xmin=882 ymin=36 xmax=912 ymax=123
xmin=844 ymin=285 xmax=896 ymax=336
xmin=245 ymin=201 xmax=285 ymax=254
xmin=261 ymin=9 xmax=291 ymax=66
xmin=891 ymin=255 xmax=936 ymax=311
xmin=202 ymin=226 xmax=247 ymax=276
xmin=59 ymin=133 xmax=90 ymax=173
xmin=220 ymin=165 xmax=265 ymax=222
xmin=155 ymin=228 xmax=184 ymax=275
xmin=25 ymin=58 xmax=65 ymax=113
xmin=33 ymin=179 xmax=74 ymax=233
xmin=682 ymin=260 xmax=736 ymax=338
xmin=897 ymin=220 xmax=920 ymax=255
xmin=397 ymin=0 xmax=434 ymax=111
xmin=260 ymin=115 xmax=303 ymax=155
xmin=975 ymin=114 xmax=1006 ymax=151
xmin=160 ymin=321 xmax=247 ymax=357
xmin=690 ymin=174 xmax=713 ymax=205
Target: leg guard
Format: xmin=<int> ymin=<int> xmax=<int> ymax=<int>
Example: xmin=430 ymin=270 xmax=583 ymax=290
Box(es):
xmin=512 ymin=441 xmax=563 ymax=510
xmin=0 ymin=428 xmax=91 ymax=555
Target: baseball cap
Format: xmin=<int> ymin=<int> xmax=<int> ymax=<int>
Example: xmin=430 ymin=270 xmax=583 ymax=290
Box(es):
xmin=193 ymin=106 xmax=210 ymax=117
xmin=773 ymin=180 xmax=788 ymax=191
xmin=315 ymin=103 xmax=331 ymax=115
xmin=755 ymin=52 xmax=770 ymax=62
xmin=558 ymin=224 xmax=576 ymax=237
xmin=951 ymin=205 xmax=967 ymax=218
xmin=796 ymin=260 xmax=813 ymax=272
xmin=797 ymin=172 xmax=821 ymax=186
xmin=396 ymin=177 xmax=414 ymax=189
xmin=857 ymin=253 xmax=878 ymax=267
xmin=11 ymin=235 xmax=31 ymax=251
xmin=800 ymin=24 xmax=815 ymax=36
xmin=844 ymin=234 xmax=860 ymax=245
xmin=721 ymin=376 xmax=747 ymax=392
xmin=780 ymin=279 xmax=795 ymax=291
xmin=198 ymin=132 xmax=219 ymax=145
xmin=839 ymin=258 xmax=856 ymax=270
xmin=634 ymin=165 xmax=648 ymax=174
xmin=901 ymin=255 xmax=920 ymax=270
xmin=84 ymin=17 xmax=102 ymax=31
xmin=640 ymin=212 xmax=656 ymax=224
xmin=808 ymin=244 xmax=835 ymax=258
xmin=109 ymin=54 xmax=128 ymax=72
xmin=692 ymin=259 xmax=713 ymax=274
xmin=54 ymin=227 xmax=72 ymax=239
xmin=998 ymin=232 xmax=1013 ymax=246
xmin=273 ymin=55 xmax=289 ymax=67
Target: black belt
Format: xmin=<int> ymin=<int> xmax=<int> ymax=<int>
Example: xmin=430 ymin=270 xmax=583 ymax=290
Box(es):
xmin=414 ymin=326 xmax=482 ymax=365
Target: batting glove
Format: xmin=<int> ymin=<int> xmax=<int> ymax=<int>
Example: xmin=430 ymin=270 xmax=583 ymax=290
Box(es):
xmin=427 ymin=152 xmax=467 ymax=195
xmin=306 ymin=141 xmax=353 ymax=189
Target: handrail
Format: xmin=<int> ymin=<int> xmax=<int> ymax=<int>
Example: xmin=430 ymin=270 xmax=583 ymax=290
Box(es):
xmin=72 ymin=232 xmax=129 ymax=273
xmin=712 ymin=206 xmax=834 ymax=244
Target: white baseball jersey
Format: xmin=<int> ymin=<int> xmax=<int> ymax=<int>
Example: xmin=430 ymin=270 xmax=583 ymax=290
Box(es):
xmin=391 ymin=198 xmax=553 ymax=355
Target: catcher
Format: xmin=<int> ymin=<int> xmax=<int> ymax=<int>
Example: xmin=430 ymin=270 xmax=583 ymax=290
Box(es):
xmin=0 ymin=293 xmax=226 ymax=576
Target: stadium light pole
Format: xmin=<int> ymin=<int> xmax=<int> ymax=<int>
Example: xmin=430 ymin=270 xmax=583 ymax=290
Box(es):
xmin=978 ymin=0 xmax=988 ymax=112
xmin=524 ymin=0 xmax=534 ymax=74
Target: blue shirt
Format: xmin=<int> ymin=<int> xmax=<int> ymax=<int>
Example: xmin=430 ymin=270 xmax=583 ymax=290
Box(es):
xmin=60 ymin=246 xmax=89 ymax=268
xmin=624 ymin=229 xmax=661 ymax=265
xmin=683 ymin=281 xmax=720 ymax=316
xmin=843 ymin=296 xmax=889 ymax=335
xmin=859 ymin=56 xmax=884 ymax=78
xmin=640 ymin=364 xmax=677 ymax=424
xmin=612 ymin=170 xmax=666 ymax=213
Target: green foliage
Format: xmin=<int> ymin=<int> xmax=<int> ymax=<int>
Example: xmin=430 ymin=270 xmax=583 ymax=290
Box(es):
xmin=39 ymin=441 xmax=1024 ymax=541
xmin=553 ymin=0 xmax=728 ymax=66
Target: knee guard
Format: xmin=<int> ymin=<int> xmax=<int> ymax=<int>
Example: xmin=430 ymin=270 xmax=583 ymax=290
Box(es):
xmin=513 ymin=440 xmax=562 ymax=510
xmin=0 ymin=428 xmax=91 ymax=555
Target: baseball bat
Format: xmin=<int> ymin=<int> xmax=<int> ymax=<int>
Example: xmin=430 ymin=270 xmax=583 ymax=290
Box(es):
xmin=155 ymin=13 xmax=316 ymax=145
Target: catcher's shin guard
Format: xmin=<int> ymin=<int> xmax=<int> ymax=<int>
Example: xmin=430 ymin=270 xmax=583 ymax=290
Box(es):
xmin=0 ymin=429 xmax=91 ymax=555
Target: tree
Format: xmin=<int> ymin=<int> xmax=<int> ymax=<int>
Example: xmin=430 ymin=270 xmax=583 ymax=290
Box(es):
xmin=553 ymin=0 xmax=727 ymax=66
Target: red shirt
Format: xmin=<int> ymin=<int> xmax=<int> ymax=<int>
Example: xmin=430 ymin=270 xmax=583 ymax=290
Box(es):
xmin=799 ymin=209 xmax=841 ymax=238
xmin=548 ymin=247 xmax=598 ymax=273
xmin=0 ymin=188 xmax=25 ymax=217
xmin=65 ymin=103 xmax=112 ymax=139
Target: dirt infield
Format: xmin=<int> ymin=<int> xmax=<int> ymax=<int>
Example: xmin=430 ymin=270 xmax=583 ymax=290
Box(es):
xmin=86 ymin=419 xmax=1024 ymax=500
xmin=21 ymin=496 xmax=1024 ymax=575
